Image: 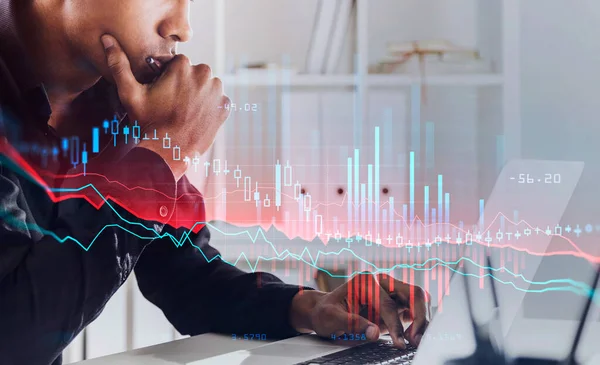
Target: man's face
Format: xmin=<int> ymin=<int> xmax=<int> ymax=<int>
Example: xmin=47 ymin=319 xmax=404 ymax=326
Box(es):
xmin=69 ymin=0 xmax=193 ymax=84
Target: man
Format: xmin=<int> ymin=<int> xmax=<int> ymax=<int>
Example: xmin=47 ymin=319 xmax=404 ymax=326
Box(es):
xmin=0 ymin=1 xmax=430 ymax=364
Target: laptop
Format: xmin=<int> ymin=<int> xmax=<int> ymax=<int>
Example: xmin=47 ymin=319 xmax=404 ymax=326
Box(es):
xmin=76 ymin=160 xmax=588 ymax=365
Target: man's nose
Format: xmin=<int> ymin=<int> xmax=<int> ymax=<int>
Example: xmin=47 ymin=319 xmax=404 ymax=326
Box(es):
xmin=158 ymin=4 xmax=194 ymax=43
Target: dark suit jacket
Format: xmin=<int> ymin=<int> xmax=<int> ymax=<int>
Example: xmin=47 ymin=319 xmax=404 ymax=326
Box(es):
xmin=0 ymin=2 xmax=305 ymax=364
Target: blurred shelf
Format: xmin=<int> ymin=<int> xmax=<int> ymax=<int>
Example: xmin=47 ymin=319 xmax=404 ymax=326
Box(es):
xmin=368 ymin=73 xmax=504 ymax=86
xmin=220 ymin=73 xmax=504 ymax=87
xmin=221 ymin=74 xmax=356 ymax=87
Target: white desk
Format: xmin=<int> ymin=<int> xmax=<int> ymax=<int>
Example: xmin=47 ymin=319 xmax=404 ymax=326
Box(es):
xmin=73 ymin=321 xmax=600 ymax=365
xmin=72 ymin=333 xmax=355 ymax=365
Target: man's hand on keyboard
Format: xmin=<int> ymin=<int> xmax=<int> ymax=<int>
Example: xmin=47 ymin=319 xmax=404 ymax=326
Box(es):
xmin=290 ymin=273 xmax=431 ymax=350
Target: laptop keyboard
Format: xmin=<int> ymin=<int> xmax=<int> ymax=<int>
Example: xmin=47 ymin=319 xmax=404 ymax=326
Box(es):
xmin=295 ymin=339 xmax=417 ymax=365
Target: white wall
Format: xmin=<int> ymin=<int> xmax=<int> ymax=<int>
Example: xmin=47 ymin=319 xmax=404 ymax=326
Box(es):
xmin=180 ymin=0 xmax=325 ymax=72
xmin=521 ymin=0 xmax=600 ymax=161
xmin=520 ymin=0 xmax=600 ymax=320
xmin=521 ymin=0 xmax=600 ymax=253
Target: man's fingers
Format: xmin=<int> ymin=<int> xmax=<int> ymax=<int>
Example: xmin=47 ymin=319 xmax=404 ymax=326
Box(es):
xmin=378 ymin=273 xmax=429 ymax=346
xmin=373 ymin=283 xmax=407 ymax=349
xmin=404 ymin=288 xmax=429 ymax=346
xmin=101 ymin=34 xmax=141 ymax=106
xmin=328 ymin=309 xmax=380 ymax=341
xmin=331 ymin=273 xmax=429 ymax=348
xmin=334 ymin=274 xmax=406 ymax=348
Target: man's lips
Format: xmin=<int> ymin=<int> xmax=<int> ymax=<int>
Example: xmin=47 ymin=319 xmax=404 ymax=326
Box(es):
xmin=153 ymin=55 xmax=175 ymax=71
xmin=143 ymin=54 xmax=175 ymax=83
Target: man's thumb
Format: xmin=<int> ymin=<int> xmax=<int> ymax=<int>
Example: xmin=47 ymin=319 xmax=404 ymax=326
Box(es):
xmin=101 ymin=34 xmax=139 ymax=103
xmin=342 ymin=313 xmax=380 ymax=341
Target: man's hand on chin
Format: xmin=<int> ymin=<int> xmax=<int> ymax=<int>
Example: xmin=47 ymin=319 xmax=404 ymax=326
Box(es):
xmin=289 ymin=273 xmax=431 ymax=349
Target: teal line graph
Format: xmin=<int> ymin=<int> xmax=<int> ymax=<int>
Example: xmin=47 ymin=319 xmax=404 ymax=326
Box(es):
xmin=0 ymin=154 xmax=598 ymax=303
xmin=0 ymin=182 xmax=598 ymax=303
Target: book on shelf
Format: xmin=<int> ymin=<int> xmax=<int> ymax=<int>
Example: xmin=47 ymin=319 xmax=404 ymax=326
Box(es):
xmin=369 ymin=39 xmax=490 ymax=75
xmin=235 ymin=62 xmax=298 ymax=76
xmin=387 ymin=39 xmax=476 ymax=54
